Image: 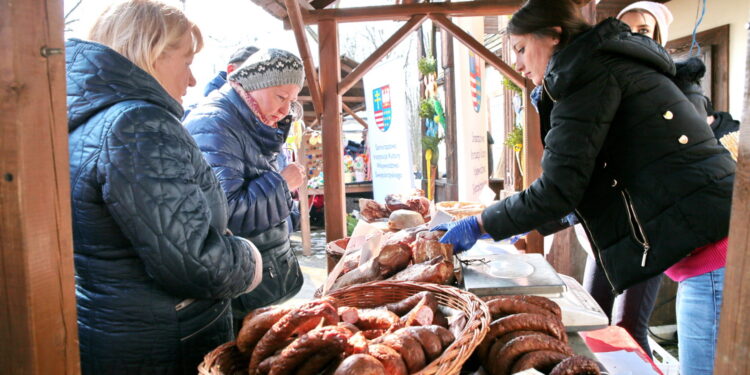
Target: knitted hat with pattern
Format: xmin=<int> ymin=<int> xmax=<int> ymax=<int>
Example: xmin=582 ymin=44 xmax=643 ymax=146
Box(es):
xmin=228 ymin=48 xmax=305 ymax=91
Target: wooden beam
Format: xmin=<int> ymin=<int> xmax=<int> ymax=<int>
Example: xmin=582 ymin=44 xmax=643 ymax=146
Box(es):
xmin=303 ymin=1 xmax=521 ymax=24
xmin=299 ymin=95 xmax=364 ymax=103
xmin=297 ymin=0 xmax=313 ymax=10
xmin=714 ymin=27 xmax=750 ymax=374
xmin=0 ymin=0 xmax=80 ymax=373
xmin=441 ymin=22 xmax=459 ymax=201
xmin=430 ymin=14 xmax=525 ymax=88
xmin=343 ymin=103 xmax=368 ymax=129
xmin=522 ymin=81 xmax=545 ymax=254
xmin=319 ymin=19 xmax=346 ymax=243
xmin=339 ymin=14 xmax=426 ymax=95
xmin=310 ymin=0 xmax=337 ymax=10
xmin=285 ymin=0 xmax=323 ymax=120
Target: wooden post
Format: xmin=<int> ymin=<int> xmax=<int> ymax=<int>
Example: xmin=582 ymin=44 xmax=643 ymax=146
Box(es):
xmin=440 ymin=18 xmax=459 ymax=201
xmin=318 ymin=19 xmax=346 ymax=243
xmin=522 ymin=81 xmax=544 ymax=254
xmin=714 ymin=26 xmax=750 ymax=374
xmin=285 ymin=0 xmax=324 ymax=119
xmin=0 ymin=0 xmax=80 ymax=373
xmin=297 ymin=134 xmax=312 ymax=257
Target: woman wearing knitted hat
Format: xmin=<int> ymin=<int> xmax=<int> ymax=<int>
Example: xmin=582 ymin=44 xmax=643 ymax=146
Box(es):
xmin=617 ymin=1 xmax=674 ymax=46
xmin=184 ymin=48 xmax=305 ymax=325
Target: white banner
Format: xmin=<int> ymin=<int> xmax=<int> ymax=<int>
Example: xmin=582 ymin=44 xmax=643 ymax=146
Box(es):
xmin=364 ymin=59 xmax=415 ymax=202
xmin=453 ymin=17 xmax=490 ymax=202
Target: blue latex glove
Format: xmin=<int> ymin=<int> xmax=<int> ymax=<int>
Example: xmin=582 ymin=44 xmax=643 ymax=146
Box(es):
xmin=431 ymin=216 xmax=483 ymax=253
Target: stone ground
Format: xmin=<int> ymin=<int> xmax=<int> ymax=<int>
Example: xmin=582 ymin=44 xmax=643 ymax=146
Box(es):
xmin=285 ymin=229 xmax=680 ymax=363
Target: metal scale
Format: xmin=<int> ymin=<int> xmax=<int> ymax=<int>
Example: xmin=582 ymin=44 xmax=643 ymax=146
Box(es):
xmin=457 ymin=239 xmax=608 ymax=331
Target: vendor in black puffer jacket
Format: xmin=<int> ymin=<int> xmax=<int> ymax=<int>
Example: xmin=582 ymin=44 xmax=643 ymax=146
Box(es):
xmin=184 ymin=49 xmax=305 ymax=321
xmin=67 ymin=1 xmax=263 ymax=374
xmin=434 ymin=1 xmax=734 ymax=374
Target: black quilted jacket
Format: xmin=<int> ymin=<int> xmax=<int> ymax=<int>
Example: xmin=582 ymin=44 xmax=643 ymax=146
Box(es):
xmin=67 ymin=38 xmax=259 ymax=374
xmin=482 ymin=19 xmax=735 ymax=292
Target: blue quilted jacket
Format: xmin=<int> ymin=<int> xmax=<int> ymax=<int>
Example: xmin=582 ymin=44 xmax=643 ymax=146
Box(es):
xmin=184 ymin=85 xmax=293 ymax=238
xmin=66 ymin=38 xmax=258 ymax=374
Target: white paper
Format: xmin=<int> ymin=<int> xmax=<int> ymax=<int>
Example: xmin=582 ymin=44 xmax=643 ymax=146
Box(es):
xmin=594 ymin=350 xmax=661 ymax=375
xmin=428 ymin=209 xmax=455 ymax=229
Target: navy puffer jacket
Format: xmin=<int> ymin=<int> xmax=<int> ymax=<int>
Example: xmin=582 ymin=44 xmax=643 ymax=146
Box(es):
xmin=184 ymin=86 xmax=303 ymax=313
xmin=184 ymin=85 xmax=293 ymax=238
xmin=67 ymin=39 xmax=260 ymax=374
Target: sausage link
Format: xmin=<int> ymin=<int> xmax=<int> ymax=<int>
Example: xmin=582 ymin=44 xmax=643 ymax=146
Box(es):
xmin=294 ymin=349 xmax=338 ymax=375
xmin=489 ymin=335 xmax=574 ymax=375
xmin=373 ymin=332 xmax=427 ymax=373
xmin=268 ymin=326 xmax=352 ymax=375
xmin=422 ymin=325 xmax=455 ymax=348
xmin=510 ymin=350 xmax=570 ymax=374
xmin=237 ymin=307 xmax=293 ymax=354
xmin=478 ymin=313 xmax=567 ymax=360
xmin=249 ymin=299 xmax=339 ymax=374
xmin=355 ymin=308 xmax=400 ymax=330
xmin=505 ymin=295 xmax=562 ymax=319
xmin=486 ymin=297 xmax=558 ymax=320
xmin=368 ymin=344 xmax=408 ymax=375
xmin=400 ymin=326 xmax=443 ymax=361
xmin=549 ymin=355 xmax=601 ymax=375
xmin=484 ymin=331 xmax=549 ymax=370
xmin=333 ymin=354 xmax=386 ymax=375
xmin=383 ymin=292 xmax=438 ymax=316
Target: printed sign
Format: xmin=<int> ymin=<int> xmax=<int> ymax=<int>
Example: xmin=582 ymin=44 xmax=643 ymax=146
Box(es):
xmin=470 ymin=52 xmax=482 ymax=113
xmin=372 ymin=85 xmax=392 ymax=132
xmin=364 ymin=60 xmax=414 ymax=201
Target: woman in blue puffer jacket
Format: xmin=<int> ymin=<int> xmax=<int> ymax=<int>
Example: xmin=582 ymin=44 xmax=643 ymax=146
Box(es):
xmin=184 ymin=49 xmax=305 ymax=323
xmin=66 ymin=1 xmax=262 ymax=373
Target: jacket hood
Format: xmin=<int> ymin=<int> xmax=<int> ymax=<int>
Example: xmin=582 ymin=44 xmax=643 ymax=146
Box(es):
xmin=545 ymin=18 xmax=675 ymax=99
xmin=66 ymin=38 xmax=183 ymax=132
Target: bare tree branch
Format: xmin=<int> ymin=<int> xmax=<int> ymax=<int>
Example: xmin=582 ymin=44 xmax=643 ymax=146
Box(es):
xmin=65 ymin=0 xmax=83 ymax=20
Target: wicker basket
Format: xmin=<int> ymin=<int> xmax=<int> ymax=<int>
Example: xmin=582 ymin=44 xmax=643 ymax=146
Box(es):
xmin=329 ymin=280 xmax=490 ymax=375
xmin=435 ymin=201 xmax=485 ymax=220
xmin=197 ymin=341 xmax=248 ymax=375
xmin=199 ymin=281 xmax=490 ymax=375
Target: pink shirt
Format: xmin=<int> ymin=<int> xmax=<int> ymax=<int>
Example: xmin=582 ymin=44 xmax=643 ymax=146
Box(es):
xmin=665 ymin=237 xmax=727 ymax=282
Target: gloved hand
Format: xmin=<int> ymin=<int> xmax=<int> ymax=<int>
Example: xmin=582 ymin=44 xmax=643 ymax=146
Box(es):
xmin=431 ymin=215 xmax=484 ymax=253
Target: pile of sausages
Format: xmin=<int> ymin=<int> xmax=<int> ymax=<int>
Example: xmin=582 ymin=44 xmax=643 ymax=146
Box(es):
xmin=328 ymin=226 xmax=454 ymax=293
xmin=236 ymin=292 xmax=462 ymax=375
xmin=479 ymin=295 xmax=600 ymax=375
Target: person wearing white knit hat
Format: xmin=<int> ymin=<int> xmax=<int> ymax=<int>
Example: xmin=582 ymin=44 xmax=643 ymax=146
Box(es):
xmin=184 ymin=48 xmax=307 ymax=328
xmin=617 ymin=1 xmax=674 ymax=46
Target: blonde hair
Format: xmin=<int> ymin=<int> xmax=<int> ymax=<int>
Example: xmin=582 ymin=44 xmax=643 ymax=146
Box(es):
xmin=88 ymin=0 xmax=203 ymax=78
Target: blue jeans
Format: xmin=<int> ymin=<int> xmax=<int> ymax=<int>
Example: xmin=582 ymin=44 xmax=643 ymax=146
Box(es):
xmin=676 ymin=267 xmax=725 ymax=375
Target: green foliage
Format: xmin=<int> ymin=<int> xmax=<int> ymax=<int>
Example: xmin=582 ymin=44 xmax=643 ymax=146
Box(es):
xmin=505 ymin=125 xmax=524 ymax=149
xmin=346 ymin=214 xmax=357 ymax=236
xmin=418 ymin=56 xmax=437 ymax=76
xmin=422 ymin=135 xmax=443 ymax=166
xmin=419 ymin=99 xmax=436 ymax=120
xmin=502 ymin=77 xmax=522 ymax=95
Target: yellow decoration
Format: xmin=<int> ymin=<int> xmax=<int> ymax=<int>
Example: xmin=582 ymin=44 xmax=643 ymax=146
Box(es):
xmin=426 ymin=149 xmax=433 ymax=201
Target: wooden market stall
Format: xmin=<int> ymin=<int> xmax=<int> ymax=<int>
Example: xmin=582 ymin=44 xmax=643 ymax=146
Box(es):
xmin=2 ymin=0 xmax=750 ymax=373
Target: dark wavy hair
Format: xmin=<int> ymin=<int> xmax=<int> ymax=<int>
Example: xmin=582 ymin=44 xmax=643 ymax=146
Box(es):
xmin=507 ymin=0 xmax=592 ymax=50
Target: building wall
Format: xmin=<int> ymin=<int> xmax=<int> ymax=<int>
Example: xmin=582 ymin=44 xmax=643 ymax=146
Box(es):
xmin=666 ymin=0 xmax=749 ymax=119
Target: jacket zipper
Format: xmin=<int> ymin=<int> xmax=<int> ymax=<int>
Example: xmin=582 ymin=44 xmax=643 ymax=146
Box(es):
xmin=619 ymin=189 xmax=651 ymax=267
xmin=575 ymin=209 xmax=620 ymax=294
xmin=179 ymin=300 xmax=230 ymax=342
xmin=542 ymin=80 xmax=558 ymax=103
